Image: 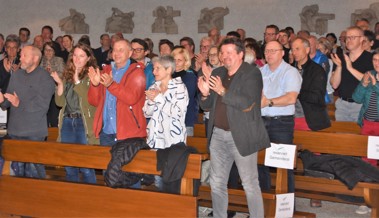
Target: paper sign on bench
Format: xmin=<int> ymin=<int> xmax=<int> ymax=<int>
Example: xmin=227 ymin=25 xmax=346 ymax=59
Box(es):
xmin=275 ymin=193 xmax=294 ymax=218
xmin=0 ymin=109 xmax=6 ymax=124
xmin=264 ymin=143 xmax=296 ymax=169
xmin=368 ymin=136 xmax=379 ymax=160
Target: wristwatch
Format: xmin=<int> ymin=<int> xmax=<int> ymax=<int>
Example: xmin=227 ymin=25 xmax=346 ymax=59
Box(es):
xmin=268 ymin=99 xmax=274 ymax=107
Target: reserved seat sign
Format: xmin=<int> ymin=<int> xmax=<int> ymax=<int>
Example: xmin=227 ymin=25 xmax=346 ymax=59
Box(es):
xmin=368 ymin=136 xmax=379 ymax=160
xmin=264 ymin=143 xmax=296 ymax=169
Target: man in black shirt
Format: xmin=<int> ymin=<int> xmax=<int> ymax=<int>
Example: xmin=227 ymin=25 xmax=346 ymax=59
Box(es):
xmin=331 ymin=26 xmax=373 ymax=121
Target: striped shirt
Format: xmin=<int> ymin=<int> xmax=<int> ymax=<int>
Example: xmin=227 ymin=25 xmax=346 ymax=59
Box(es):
xmin=364 ymin=91 xmax=379 ymax=121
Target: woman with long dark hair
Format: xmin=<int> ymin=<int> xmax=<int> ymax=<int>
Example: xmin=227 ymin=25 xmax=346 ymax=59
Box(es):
xmin=51 ymin=43 xmax=99 ymax=184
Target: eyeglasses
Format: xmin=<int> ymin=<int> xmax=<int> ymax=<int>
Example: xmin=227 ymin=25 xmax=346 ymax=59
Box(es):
xmin=208 ymin=53 xmax=218 ymax=58
xmin=132 ymin=48 xmax=144 ymax=53
xmin=345 ymin=36 xmax=362 ymax=41
xmin=264 ymin=33 xmax=276 ymax=36
xmin=264 ymin=49 xmax=282 ymax=54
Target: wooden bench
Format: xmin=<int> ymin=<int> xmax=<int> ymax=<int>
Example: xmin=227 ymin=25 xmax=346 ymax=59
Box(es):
xmin=186 ymin=136 xmax=313 ymax=218
xmin=47 ymin=127 xmax=59 ymax=142
xmin=0 ymin=139 xmax=202 ymax=217
xmin=194 ymin=121 xmax=361 ymax=138
xmin=292 ymin=130 xmax=379 ymax=218
xmin=320 ymin=121 xmax=360 ymax=134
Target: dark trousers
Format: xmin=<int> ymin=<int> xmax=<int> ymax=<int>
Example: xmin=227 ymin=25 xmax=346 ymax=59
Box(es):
xmin=259 ymin=115 xmax=295 ymax=192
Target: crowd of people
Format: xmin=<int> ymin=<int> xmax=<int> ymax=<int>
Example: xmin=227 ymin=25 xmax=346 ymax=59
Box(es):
xmin=0 ymin=18 xmax=378 ymax=217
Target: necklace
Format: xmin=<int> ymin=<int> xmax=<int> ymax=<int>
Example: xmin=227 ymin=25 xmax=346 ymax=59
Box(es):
xmin=227 ymin=73 xmax=235 ymax=81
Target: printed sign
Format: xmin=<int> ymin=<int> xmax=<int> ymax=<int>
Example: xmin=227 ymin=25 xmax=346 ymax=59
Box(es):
xmin=368 ymin=136 xmax=379 ymax=160
xmin=0 ymin=109 xmax=6 ymax=124
xmin=275 ymin=193 xmax=294 ymax=218
xmin=264 ymin=143 xmax=296 ymax=169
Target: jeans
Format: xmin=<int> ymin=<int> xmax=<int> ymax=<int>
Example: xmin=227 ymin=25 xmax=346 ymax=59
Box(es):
xmin=8 ymin=135 xmax=46 ymax=179
xmin=61 ymin=117 xmax=96 ymax=184
xmin=335 ymin=98 xmax=361 ymax=122
xmin=259 ymin=116 xmax=295 ymax=193
xmin=0 ymin=156 xmax=3 ymax=175
xmin=210 ymin=127 xmax=263 ymax=218
xmin=99 ymin=131 xmax=117 ymax=147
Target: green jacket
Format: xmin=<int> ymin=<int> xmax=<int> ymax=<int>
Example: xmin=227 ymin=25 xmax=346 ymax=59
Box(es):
xmin=352 ymin=70 xmax=379 ymax=127
xmin=55 ymin=76 xmax=99 ymax=145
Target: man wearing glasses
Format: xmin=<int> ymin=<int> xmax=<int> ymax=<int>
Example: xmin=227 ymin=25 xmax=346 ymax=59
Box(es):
xmin=131 ymin=38 xmax=154 ymax=89
xmin=330 ymin=26 xmax=373 ymax=121
xmin=261 ymin=24 xmax=279 ymax=59
xmin=258 ymin=40 xmax=302 ymax=193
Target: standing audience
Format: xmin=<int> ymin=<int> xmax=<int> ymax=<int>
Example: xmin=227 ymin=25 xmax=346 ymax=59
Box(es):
xmin=198 ymin=37 xmax=270 ymax=218
xmin=51 ymin=43 xmax=99 ymax=184
xmin=0 ymin=45 xmax=55 ymax=178
xmin=171 ymin=47 xmax=198 ymax=136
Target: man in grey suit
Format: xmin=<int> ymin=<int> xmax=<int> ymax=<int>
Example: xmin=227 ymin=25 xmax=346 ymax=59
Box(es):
xmin=198 ymin=37 xmax=270 ymax=218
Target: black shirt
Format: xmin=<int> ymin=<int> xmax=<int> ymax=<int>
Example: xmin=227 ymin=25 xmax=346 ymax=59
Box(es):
xmin=338 ymin=51 xmax=373 ymax=99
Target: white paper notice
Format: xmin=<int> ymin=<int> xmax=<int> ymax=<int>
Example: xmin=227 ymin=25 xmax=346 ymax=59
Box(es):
xmin=367 ymin=136 xmax=379 ymax=160
xmin=0 ymin=109 xmax=7 ymax=124
xmin=264 ymin=143 xmax=296 ymax=169
xmin=275 ymin=193 xmax=294 ymax=218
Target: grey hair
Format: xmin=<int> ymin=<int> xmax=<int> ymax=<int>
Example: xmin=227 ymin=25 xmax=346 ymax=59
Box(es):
xmin=5 ymin=34 xmax=20 ymax=47
xmin=152 ymin=55 xmax=176 ymax=74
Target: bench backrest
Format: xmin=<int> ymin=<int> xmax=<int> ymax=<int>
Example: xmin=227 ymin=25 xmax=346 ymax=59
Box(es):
xmin=47 ymin=127 xmax=59 ymax=142
xmin=1 ymin=139 xmax=202 ymax=195
xmin=320 ymin=121 xmax=361 ymax=134
xmin=0 ymin=176 xmax=197 ymax=217
xmin=186 ymin=136 xmax=292 ymax=194
xmin=293 ymin=130 xmax=368 ymax=157
xmin=194 ymin=121 xmax=361 ymax=138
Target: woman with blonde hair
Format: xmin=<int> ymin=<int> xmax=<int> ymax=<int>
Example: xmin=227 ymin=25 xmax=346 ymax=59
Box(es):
xmin=51 ymin=43 xmax=99 ymax=184
xmin=318 ymin=37 xmax=334 ymax=103
xmin=171 ymin=47 xmax=198 ymax=136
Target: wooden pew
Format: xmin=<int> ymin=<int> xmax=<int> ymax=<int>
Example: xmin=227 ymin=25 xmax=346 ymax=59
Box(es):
xmin=47 ymin=127 xmax=59 ymax=142
xmin=194 ymin=121 xmax=361 ymax=138
xmin=320 ymin=121 xmax=360 ymax=134
xmin=292 ymin=130 xmax=379 ymax=218
xmin=186 ymin=136 xmax=313 ymax=218
xmin=0 ymin=139 xmax=202 ymax=217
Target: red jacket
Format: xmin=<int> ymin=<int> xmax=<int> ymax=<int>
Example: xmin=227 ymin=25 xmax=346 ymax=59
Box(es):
xmin=88 ymin=62 xmax=147 ymax=140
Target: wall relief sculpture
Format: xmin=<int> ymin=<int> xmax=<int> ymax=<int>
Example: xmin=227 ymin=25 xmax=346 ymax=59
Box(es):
xmin=198 ymin=7 xmax=229 ymax=33
xmin=351 ymin=3 xmax=379 ymax=30
xmin=105 ymin=8 xmax=135 ymax=33
xmin=299 ymin=5 xmax=335 ymax=35
xmin=59 ymin=9 xmax=89 ymax=34
xmin=152 ymin=6 xmax=181 ymax=34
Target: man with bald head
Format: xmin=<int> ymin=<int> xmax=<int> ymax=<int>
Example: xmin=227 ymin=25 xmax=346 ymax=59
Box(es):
xmin=88 ymin=39 xmax=146 ymax=149
xmin=0 ymin=45 xmax=55 ymax=178
xmin=258 ymin=40 xmax=302 ymax=193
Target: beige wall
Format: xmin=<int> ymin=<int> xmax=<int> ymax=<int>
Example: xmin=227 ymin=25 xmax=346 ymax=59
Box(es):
xmin=0 ymin=0 xmax=378 ymax=52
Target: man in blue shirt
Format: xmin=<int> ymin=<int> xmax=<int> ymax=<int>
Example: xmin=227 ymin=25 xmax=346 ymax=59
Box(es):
xmin=259 ymin=40 xmax=302 ymax=193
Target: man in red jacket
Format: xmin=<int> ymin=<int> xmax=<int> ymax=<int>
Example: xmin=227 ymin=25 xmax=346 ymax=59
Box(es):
xmin=88 ymin=39 xmax=146 ymax=147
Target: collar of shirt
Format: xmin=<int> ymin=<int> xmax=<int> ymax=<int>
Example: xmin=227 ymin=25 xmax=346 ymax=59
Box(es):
xmin=111 ymin=59 xmax=131 ymax=83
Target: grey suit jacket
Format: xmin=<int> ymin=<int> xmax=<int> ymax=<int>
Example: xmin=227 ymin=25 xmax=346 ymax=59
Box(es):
xmin=200 ymin=62 xmax=270 ymax=156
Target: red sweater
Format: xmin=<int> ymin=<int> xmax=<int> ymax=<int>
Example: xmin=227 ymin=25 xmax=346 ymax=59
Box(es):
xmin=88 ymin=63 xmax=147 ymax=140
